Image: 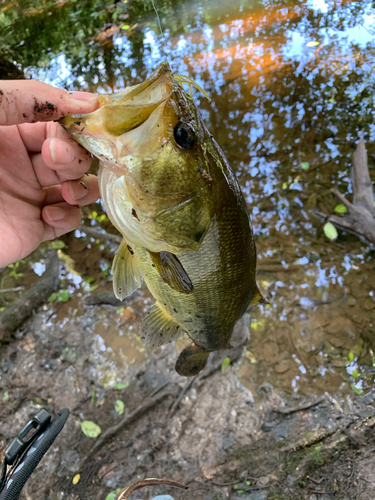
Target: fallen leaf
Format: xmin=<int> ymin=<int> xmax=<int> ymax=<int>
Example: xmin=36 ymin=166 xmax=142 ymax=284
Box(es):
xmin=114 ymin=382 xmax=129 ymax=390
xmin=105 ymin=489 xmax=121 ymax=500
xmin=72 ymin=474 xmax=80 ymax=485
xmin=323 ymin=222 xmax=338 ymax=241
xmin=115 ymin=399 xmax=125 ymax=415
xmin=221 ymin=357 xmax=231 ymax=372
xmin=351 ymin=383 xmax=363 ymax=395
xmin=334 ymin=204 xmax=347 ymax=214
xmin=81 ymin=420 xmax=101 ymax=438
xmin=58 ymin=290 xmax=70 ymax=302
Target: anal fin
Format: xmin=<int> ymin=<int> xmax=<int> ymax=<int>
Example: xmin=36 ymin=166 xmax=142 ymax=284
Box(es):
xmin=112 ymin=239 xmax=142 ymax=300
xmin=140 ymin=302 xmax=182 ymax=347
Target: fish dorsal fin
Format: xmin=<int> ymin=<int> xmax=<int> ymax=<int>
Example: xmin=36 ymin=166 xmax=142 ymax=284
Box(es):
xmin=112 ymin=239 xmax=142 ymax=300
xmin=248 ymin=287 xmax=269 ymax=310
xmin=140 ymin=302 xmax=182 ymax=347
xmin=175 ymin=344 xmax=209 ymax=377
xmin=148 ymin=250 xmax=193 ymax=294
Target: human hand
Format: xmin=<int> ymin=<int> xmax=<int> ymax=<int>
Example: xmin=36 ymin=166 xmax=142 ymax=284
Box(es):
xmin=0 ymin=80 xmax=101 ymax=268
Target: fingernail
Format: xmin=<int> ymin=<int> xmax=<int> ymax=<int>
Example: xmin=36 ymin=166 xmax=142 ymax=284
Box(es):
xmin=49 ymin=138 xmax=76 ymax=164
xmin=68 ymin=91 xmax=98 ymax=103
xmin=45 ymin=206 xmax=65 ymax=221
xmin=68 ymin=180 xmax=88 ymax=202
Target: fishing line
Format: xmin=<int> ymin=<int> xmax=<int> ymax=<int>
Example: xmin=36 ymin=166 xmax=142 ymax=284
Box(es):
xmin=150 ymin=0 xmax=173 ymax=69
xmin=149 ymin=0 xmax=210 ymax=100
xmin=150 ymin=0 xmax=163 ymax=40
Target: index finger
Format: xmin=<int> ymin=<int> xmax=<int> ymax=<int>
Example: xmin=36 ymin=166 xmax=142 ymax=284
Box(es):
xmin=0 ymin=80 xmax=99 ymax=126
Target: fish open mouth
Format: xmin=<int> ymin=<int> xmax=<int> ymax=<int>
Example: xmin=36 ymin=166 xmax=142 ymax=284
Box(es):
xmin=60 ymin=62 xmax=174 ymax=161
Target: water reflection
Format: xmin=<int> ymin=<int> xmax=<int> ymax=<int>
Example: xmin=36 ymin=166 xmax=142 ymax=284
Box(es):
xmin=1 ymin=0 xmax=375 ymax=398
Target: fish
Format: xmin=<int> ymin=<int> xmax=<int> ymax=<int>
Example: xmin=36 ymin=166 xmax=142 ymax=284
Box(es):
xmin=60 ymin=62 xmax=267 ymax=376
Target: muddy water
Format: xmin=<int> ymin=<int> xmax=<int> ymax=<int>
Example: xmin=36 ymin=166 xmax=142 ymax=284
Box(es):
xmin=3 ymin=0 xmax=375 ymax=402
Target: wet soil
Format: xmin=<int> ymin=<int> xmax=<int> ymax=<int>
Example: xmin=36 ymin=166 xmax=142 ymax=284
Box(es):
xmin=0 ymin=233 xmax=375 ymax=500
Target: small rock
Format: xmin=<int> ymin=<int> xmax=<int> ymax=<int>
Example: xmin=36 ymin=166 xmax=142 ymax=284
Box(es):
xmin=360 ymin=392 xmax=375 ymax=405
xmin=257 ymin=476 xmax=270 ymax=487
xmin=364 ymin=298 xmax=375 ymax=311
xmin=347 ymin=297 xmax=356 ymax=307
xmin=221 ymin=435 xmax=235 ymax=450
xmin=151 ymin=496 xmax=176 ymax=500
xmin=233 ymin=491 xmax=268 ymax=500
xmin=274 ymin=360 xmax=290 ymax=374
xmin=60 ymin=450 xmax=80 ymax=473
xmin=1 ymin=359 xmax=11 ymax=373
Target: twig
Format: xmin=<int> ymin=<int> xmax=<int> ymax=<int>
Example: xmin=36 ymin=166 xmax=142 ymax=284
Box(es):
xmin=324 ymin=391 xmax=343 ymax=412
xmin=209 ymin=479 xmax=240 ymax=487
xmin=0 ymin=286 xmax=25 ymax=293
xmin=271 ymin=395 xmax=325 ymax=415
xmin=79 ymin=223 xmax=122 ymax=245
xmin=281 ymin=427 xmax=337 ymax=452
xmin=307 ymin=476 xmax=324 ymax=485
xmin=150 ymin=380 xmax=170 ymax=397
xmin=169 ymin=376 xmax=198 ymax=416
xmin=85 ymin=387 xmax=176 ymax=459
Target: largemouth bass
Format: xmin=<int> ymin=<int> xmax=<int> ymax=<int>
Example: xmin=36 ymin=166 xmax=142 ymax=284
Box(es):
xmin=61 ymin=63 xmax=266 ymax=376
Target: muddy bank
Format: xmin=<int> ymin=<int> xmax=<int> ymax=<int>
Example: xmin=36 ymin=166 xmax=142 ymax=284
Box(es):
xmin=0 ymin=260 xmax=374 ymax=500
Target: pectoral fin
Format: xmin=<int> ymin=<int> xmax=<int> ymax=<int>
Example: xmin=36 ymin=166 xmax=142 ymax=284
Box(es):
xmin=140 ymin=302 xmax=182 ymax=347
xmin=248 ymin=287 xmax=269 ymax=310
xmin=148 ymin=251 xmax=193 ymax=294
xmin=175 ymin=344 xmax=210 ymax=377
xmin=112 ymin=240 xmax=142 ymax=300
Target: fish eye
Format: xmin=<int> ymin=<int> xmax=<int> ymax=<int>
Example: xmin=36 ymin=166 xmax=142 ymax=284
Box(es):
xmin=173 ymin=122 xmax=195 ymax=150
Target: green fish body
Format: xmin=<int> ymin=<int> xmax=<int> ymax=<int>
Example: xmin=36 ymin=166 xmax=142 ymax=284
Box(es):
xmin=61 ymin=63 xmax=265 ymax=376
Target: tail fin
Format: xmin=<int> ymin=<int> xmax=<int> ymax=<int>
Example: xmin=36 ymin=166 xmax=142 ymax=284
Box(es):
xmin=175 ymin=344 xmax=209 ymax=377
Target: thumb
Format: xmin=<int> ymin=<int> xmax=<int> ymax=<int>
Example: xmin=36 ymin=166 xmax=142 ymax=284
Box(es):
xmin=0 ymin=80 xmax=99 ymax=126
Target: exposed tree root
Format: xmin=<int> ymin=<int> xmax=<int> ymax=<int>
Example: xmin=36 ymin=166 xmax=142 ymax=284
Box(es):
xmin=314 ymin=139 xmax=375 ymax=245
xmin=0 ymin=251 xmax=60 ymax=343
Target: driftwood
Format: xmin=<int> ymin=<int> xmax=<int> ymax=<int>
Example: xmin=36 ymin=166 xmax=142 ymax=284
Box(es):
xmin=0 ymin=251 xmax=60 ymax=342
xmin=79 ymin=223 xmax=122 ymax=245
xmin=314 ymin=139 xmax=375 ymax=245
xmin=84 ymin=290 xmax=140 ymax=307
